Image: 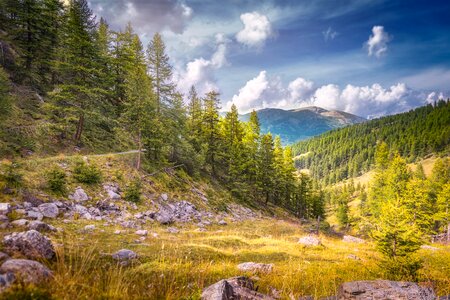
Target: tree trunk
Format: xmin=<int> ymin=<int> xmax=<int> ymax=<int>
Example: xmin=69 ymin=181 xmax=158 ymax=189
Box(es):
xmin=136 ymin=130 xmax=142 ymax=170
xmin=74 ymin=113 xmax=84 ymax=145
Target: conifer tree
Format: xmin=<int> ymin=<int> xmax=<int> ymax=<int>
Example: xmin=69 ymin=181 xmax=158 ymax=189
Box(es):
xmin=258 ymin=133 xmax=275 ymax=204
xmin=201 ymin=91 xmax=222 ymax=176
xmin=187 ymin=85 xmax=203 ymax=152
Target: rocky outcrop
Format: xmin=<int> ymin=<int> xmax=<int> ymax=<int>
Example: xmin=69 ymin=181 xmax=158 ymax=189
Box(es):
xmin=69 ymin=187 xmax=89 ymax=202
xmin=3 ymin=230 xmax=55 ymax=260
xmin=38 ymin=203 xmax=59 ymax=219
xmin=0 ymin=259 xmax=52 ymax=284
xmin=237 ymin=262 xmax=273 ymax=274
xmin=337 ymin=280 xmax=436 ymax=300
xmin=201 ymin=276 xmax=274 ymax=300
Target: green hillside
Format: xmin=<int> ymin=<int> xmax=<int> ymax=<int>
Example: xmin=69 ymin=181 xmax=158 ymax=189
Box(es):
xmin=292 ymin=101 xmax=450 ymax=184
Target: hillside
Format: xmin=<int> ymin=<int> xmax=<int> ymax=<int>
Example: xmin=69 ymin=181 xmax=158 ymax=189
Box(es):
xmin=292 ymin=101 xmax=450 ymax=184
xmin=239 ymin=106 xmax=365 ymax=144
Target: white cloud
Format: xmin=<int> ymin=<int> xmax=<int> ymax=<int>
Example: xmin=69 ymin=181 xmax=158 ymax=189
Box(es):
xmin=366 ymin=26 xmax=391 ymax=58
xmin=175 ymin=33 xmax=229 ymax=96
xmin=322 ymin=27 xmax=338 ymax=41
xmin=236 ymin=12 xmax=274 ymax=48
xmin=227 ymin=71 xmax=444 ymax=118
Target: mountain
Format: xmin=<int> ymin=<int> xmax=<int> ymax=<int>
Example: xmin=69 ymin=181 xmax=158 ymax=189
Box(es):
xmin=292 ymin=101 xmax=450 ymax=185
xmin=239 ymin=106 xmax=366 ymax=144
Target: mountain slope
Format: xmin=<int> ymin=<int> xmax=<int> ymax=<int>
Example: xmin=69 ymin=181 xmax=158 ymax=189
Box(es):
xmin=292 ymin=100 xmax=450 ymax=185
xmin=239 ymin=106 xmax=365 ymax=144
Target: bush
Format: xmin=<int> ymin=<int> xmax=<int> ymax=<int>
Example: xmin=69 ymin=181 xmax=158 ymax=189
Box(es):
xmin=0 ymin=161 xmax=23 ymax=189
xmin=46 ymin=167 xmax=67 ymax=195
xmin=124 ymin=179 xmax=142 ymax=203
xmin=72 ymin=160 xmax=102 ymax=184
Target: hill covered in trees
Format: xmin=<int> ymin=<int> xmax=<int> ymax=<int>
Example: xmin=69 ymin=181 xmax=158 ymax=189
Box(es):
xmin=239 ymin=106 xmax=365 ymax=145
xmin=292 ymin=101 xmax=450 ymax=185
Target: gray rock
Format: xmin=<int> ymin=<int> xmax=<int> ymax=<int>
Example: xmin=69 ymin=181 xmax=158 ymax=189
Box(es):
xmin=27 ymin=210 xmax=44 ymax=221
xmin=0 ymin=272 xmax=15 ymax=291
xmin=112 ymin=249 xmax=137 ymax=261
xmin=107 ymin=190 xmax=121 ymax=200
xmin=69 ymin=187 xmax=89 ymax=202
xmin=28 ymin=221 xmax=56 ymax=232
xmin=3 ymin=230 xmax=55 ymax=260
xmin=338 ymin=280 xmax=436 ymax=299
xmin=237 ymin=262 xmax=273 ymax=274
xmin=0 ymin=252 xmax=9 ymax=263
xmin=160 ymin=193 xmax=169 ymax=201
xmin=156 ymin=211 xmax=174 ymax=225
xmin=167 ymin=227 xmax=179 ymax=234
xmin=84 ymin=225 xmax=95 ymax=231
xmin=346 ymin=254 xmax=361 ymax=261
xmin=0 ymin=203 xmax=11 ymax=214
xmin=38 ymin=203 xmax=59 ymax=219
xmin=201 ymin=276 xmax=274 ymax=300
xmin=218 ymin=220 xmax=227 ymax=226
xmin=11 ymin=219 xmax=29 ymax=227
xmin=0 ymin=259 xmax=52 ymax=284
xmin=135 ymin=230 xmax=148 ymax=236
xmin=343 ymin=235 xmax=365 ymax=244
xmin=298 ymin=235 xmax=321 ymax=246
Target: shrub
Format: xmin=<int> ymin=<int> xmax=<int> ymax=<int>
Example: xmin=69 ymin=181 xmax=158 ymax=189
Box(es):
xmin=0 ymin=161 xmax=23 ymax=189
xmin=72 ymin=160 xmax=101 ymax=184
xmin=46 ymin=167 xmax=67 ymax=195
xmin=124 ymin=179 xmax=142 ymax=203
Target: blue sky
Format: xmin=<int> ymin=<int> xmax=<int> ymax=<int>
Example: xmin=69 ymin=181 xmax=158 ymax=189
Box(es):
xmin=89 ymin=0 xmax=450 ymax=118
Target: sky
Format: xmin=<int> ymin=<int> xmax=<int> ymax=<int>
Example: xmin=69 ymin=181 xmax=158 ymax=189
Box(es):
xmin=87 ymin=0 xmax=450 ymax=118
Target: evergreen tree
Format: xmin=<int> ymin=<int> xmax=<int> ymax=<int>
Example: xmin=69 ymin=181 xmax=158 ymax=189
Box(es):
xmin=257 ymin=133 xmax=275 ymax=204
xmin=201 ymin=91 xmax=222 ymax=176
xmin=187 ymin=85 xmax=203 ymax=152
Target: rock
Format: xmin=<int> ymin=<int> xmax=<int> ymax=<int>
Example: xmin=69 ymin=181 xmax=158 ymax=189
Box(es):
xmin=167 ymin=227 xmax=179 ymax=234
xmin=420 ymin=245 xmax=439 ymax=251
xmin=343 ymin=235 xmax=365 ymax=244
xmin=3 ymin=230 xmax=55 ymax=260
xmin=38 ymin=203 xmax=59 ymax=219
xmin=298 ymin=235 xmax=321 ymax=246
xmin=337 ymin=280 xmax=436 ymax=300
xmin=201 ymin=276 xmax=274 ymax=300
xmin=0 ymin=272 xmax=15 ymax=291
xmin=218 ymin=220 xmax=227 ymax=226
xmin=69 ymin=187 xmax=89 ymax=202
xmin=112 ymin=249 xmax=137 ymax=261
xmin=28 ymin=221 xmax=56 ymax=232
xmin=346 ymin=254 xmax=361 ymax=261
xmin=156 ymin=211 xmax=173 ymax=225
xmin=107 ymin=190 xmax=121 ymax=200
xmin=160 ymin=193 xmax=169 ymax=201
xmin=0 ymin=259 xmax=52 ymax=284
xmin=27 ymin=210 xmax=44 ymax=221
xmin=237 ymin=262 xmax=273 ymax=274
xmin=0 ymin=203 xmax=11 ymax=214
xmin=84 ymin=225 xmax=95 ymax=231
xmin=114 ymin=230 xmax=122 ymax=234
xmin=135 ymin=230 xmax=148 ymax=236
xmin=0 ymin=252 xmax=9 ymax=263
xmin=11 ymin=219 xmax=29 ymax=227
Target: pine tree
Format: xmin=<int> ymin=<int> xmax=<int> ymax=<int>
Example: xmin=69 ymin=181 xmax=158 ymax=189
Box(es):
xmin=201 ymin=91 xmax=222 ymax=176
xmin=187 ymin=85 xmax=203 ymax=152
xmin=257 ymin=133 xmax=275 ymax=204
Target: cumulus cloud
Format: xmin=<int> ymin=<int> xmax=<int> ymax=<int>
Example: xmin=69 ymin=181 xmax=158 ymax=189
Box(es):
xmin=90 ymin=0 xmax=193 ymax=35
xmin=322 ymin=27 xmax=338 ymax=41
xmin=175 ymin=34 xmax=229 ymax=96
xmin=366 ymin=25 xmax=391 ymax=58
xmin=227 ymin=71 xmax=443 ymax=118
xmin=236 ymin=12 xmax=274 ymax=48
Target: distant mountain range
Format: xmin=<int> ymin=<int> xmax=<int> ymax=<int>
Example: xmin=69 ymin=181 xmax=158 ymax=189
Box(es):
xmin=239 ymin=106 xmax=366 ymax=144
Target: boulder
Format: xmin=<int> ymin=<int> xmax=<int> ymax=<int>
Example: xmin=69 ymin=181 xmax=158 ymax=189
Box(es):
xmin=343 ymin=235 xmax=365 ymax=244
xmin=167 ymin=227 xmax=179 ymax=234
xmin=107 ymin=190 xmax=121 ymax=200
xmin=0 ymin=203 xmax=11 ymax=215
xmin=201 ymin=276 xmax=274 ymax=300
xmin=10 ymin=219 xmax=29 ymax=228
xmin=112 ymin=249 xmax=137 ymax=261
xmin=156 ymin=211 xmax=174 ymax=225
xmin=298 ymin=235 xmax=321 ymax=246
xmin=28 ymin=221 xmax=56 ymax=232
xmin=0 ymin=259 xmax=52 ymax=284
xmin=38 ymin=203 xmax=59 ymax=219
xmin=337 ymin=280 xmax=436 ymax=300
xmin=84 ymin=225 xmax=95 ymax=231
xmin=3 ymin=230 xmax=55 ymax=260
xmin=135 ymin=230 xmax=148 ymax=236
xmin=237 ymin=262 xmax=273 ymax=274
xmin=160 ymin=193 xmax=169 ymax=201
xmin=69 ymin=187 xmax=89 ymax=202
xmin=218 ymin=220 xmax=227 ymax=226
xmin=27 ymin=210 xmax=44 ymax=221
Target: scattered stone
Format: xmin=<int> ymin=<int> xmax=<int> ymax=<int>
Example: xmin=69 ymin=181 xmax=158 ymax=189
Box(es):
xmin=28 ymin=221 xmax=56 ymax=232
xmin=420 ymin=245 xmax=439 ymax=251
xmin=160 ymin=193 xmax=169 ymax=201
xmin=237 ymin=262 xmax=274 ymax=274
xmin=167 ymin=227 xmax=179 ymax=234
xmin=135 ymin=230 xmax=148 ymax=236
xmin=0 ymin=203 xmax=11 ymax=214
xmin=338 ymin=280 xmax=436 ymax=300
xmin=107 ymin=190 xmax=121 ymax=200
xmin=298 ymin=235 xmax=321 ymax=246
xmin=11 ymin=219 xmax=29 ymax=227
xmin=3 ymin=230 xmax=55 ymax=260
xmin=218 ymin=220 xmax=227 ymax=226
xmin=346 ymin=254 xmax=361 ymax=261
xmin=0 ymin=259 xmax=52 ymax=285
xmin=112 ymin=249 xmax=137 ymax=261
xmin=114 ymin=230 xmax=122 ymax=235
xmin=69 ymin=187 xmax=89 ymax=202
xmin=38 ymin=203 xmax=59 ymax=219
xmin=27 ymin=211 xmax=44 ymax=221
xmin=201 ymin=276 xmax=274 ymax=300
xmin=343 ymin=235 xmax=365 ymax=244
xmin=151 ymin=232 xmax=159 ymax=238
xmin=84 ymin=225 xmax=95 ymax=231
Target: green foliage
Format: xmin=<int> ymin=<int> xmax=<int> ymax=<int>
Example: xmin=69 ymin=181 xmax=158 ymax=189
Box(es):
xmin=0 ymin=161 xmax=23 ymax=189
xmin=46 ymin=166 xmax=67 ymax=195
xmin=124 ymin=178 xmax=142 ymax=203
xmin=72 ymin=160 xmax=101 ymax=184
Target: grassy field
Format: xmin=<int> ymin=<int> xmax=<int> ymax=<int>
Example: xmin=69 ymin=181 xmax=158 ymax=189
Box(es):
xmin=1 ymin=219 xmax=448 ymax=300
